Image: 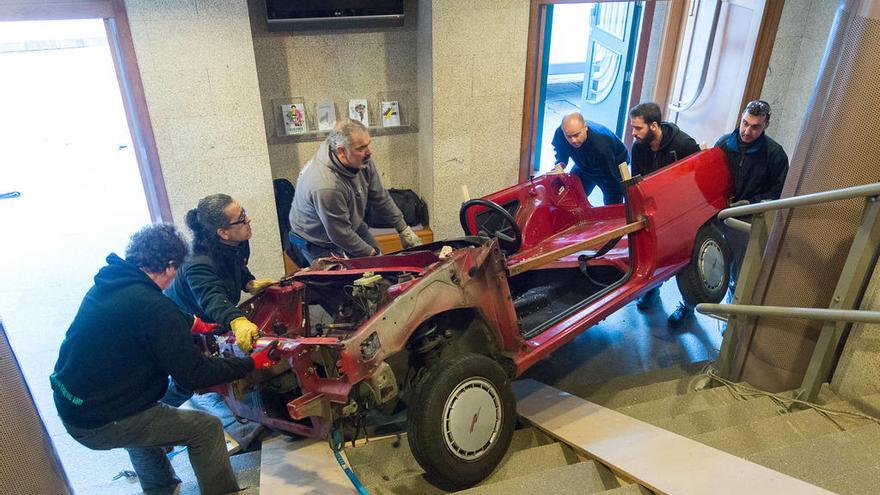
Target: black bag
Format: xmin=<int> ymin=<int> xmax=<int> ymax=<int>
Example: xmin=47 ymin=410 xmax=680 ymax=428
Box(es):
xmin=272 ymin=178 xmax=309 ymax=267
xmin=366 ymin=188 xmax=429 ymax=228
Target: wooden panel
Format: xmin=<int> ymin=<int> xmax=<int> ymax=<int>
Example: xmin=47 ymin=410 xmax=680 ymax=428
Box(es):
xmin=259 ymin=436 xmax=355 ymax=494
xmin=507 ymin=220 xmax=644 ymax=277
xmin=374 ymin=226 xmax=433 ymax=255
xmin=514 ymin=379 xmax=834 ymax=495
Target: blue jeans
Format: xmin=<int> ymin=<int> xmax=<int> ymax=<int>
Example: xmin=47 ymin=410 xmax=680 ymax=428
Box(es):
xmin=63 ymin=404 xmax=239 ymax=495
xmin=289 ymin=231 xmax=343 ymax=264
xmin=571 ymin=167 xmax=623 ymax=205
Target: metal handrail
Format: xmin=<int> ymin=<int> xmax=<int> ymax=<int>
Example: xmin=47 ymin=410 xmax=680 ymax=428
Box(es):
xmin=697 ymin=303 xmax=880 ymax=325
xmin=719 ymin=182 xmax=880 ymax=220
xmin=668 ymin=0 xmax=722 ymax=113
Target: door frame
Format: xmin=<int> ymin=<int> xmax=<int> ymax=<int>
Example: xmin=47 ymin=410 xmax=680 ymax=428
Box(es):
xmin=519 ymin=0 xmax=657 ymax=181
xmin=0 ymin=0 xmax=172 ymax=222
xmin=518 ymin=0 xmax=785 ymax=182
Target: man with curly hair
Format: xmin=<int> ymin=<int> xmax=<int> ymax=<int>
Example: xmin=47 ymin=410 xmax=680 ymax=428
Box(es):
xmin=51 ymin=223 xmax=279 ymax=495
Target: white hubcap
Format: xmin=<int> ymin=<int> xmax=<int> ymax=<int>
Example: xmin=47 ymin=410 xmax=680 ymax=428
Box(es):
xmin=698 ymin=239 xmax=725 ymax=291
xmin=442 ymin=377 xmax=502 ymax=460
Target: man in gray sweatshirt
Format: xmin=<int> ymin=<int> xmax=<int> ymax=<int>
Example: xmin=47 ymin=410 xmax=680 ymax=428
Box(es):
xmin=289 ymin=119 xmax=422 ymax=263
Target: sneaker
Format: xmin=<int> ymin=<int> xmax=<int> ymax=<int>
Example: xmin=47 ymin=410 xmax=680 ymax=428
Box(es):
xmin=668 ymin=302 xmax=694 ymax=328
xmin=636 ymin=287 xmax=660 ymax=310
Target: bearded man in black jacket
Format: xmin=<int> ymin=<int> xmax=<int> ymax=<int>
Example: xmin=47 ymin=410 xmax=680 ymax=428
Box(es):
xmin=629 ymin=102 xmax=701 ymax=177
xmin=51 ymin=224 xmax=279 ymax=495
xmin=629 ymin=102 xmax=702 ymax=318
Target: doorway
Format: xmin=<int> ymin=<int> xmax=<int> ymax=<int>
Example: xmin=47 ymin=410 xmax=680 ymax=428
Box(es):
xmin=0 ymin=18 xmax=153 ymax=493
xmin=533 ymin=1 xmax=642 ymax=181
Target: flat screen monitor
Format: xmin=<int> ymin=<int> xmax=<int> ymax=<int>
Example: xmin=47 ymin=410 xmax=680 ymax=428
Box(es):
xmin=266 ymin=1 xmax=405 ymax=31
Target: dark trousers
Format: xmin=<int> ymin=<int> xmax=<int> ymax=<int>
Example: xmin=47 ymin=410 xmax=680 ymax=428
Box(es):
xmin=571 ymin=166 xmax=623 ymax=205
xmin=63 ymin=404 xmax=239 ymax=495
xmin=289 ymin=231 xmax=344 ymax=264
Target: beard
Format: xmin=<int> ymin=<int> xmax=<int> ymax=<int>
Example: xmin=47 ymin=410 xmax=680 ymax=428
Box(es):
xmin=636 ymin=128 xmax=657 ymax=146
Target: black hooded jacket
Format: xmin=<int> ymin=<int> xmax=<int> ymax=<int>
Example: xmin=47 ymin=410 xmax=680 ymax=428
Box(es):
xmin=51 ymin=254 xmax=254 ymax=429
xmin=715 ymin=128 xmax=789 ymax=203
xmin=631 ymin=122 xmax=701 ymax=177
xmin=163 ymin=241 xmax=255 ymax=328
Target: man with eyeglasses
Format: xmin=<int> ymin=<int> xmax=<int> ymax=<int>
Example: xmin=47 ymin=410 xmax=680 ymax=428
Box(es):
xmin=51 ymin=224 xmax=280 ymax=495
xmin=668 ymin=100 xmax=789 ymax=327
xmin=290 ymin=119 xmax=422 ymax=263
xmin=551 ymin=112 xmax=629 ymax=205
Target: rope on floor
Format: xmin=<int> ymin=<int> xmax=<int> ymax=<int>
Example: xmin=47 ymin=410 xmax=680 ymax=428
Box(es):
xmin=703 ymin=366 xmax=880 ymax=430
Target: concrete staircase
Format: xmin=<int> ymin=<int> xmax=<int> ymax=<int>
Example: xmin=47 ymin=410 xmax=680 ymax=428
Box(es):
xmin=579 ymin=370 xmax=880 ymax=495
xmin=345 ymin=427 xmax=647 ymax=494
xmin=335 ymin=365 xmax=880 ymax=494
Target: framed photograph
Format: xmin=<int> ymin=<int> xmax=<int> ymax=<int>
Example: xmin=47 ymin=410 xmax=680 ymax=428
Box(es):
xmin=348 ymin=99 xmax=369 ymax=126
xmin=281 ymin=103 xmax=306 ymax=135
xmin=316 ymin=100 xmax=336 ymax=131
xmin=381 ymin=101 xmax=401 ymax=127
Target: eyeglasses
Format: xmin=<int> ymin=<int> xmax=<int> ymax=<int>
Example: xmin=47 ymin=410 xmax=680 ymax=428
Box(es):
xmin=228 ymin=208 xmax=249 ymax=227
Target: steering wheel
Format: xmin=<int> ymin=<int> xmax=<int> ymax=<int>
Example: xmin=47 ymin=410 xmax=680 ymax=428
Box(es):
xmin=459 ymin=199 xmax=522 ymax=255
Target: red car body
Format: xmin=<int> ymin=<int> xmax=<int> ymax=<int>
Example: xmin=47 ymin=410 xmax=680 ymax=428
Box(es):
xmin=211 ymin=147 xmax=732 ymax=486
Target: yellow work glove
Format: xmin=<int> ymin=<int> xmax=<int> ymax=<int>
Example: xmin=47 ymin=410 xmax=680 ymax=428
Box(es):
xmin=246 ymin=278 xmax=278 ymax=295
xmin=230 ymin=317 xmax=260 ymax=353
xmin=399 ymin=226 xmax=422 ymax=249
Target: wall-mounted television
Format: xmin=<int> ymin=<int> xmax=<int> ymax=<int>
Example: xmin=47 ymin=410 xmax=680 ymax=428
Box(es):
xmin=266 ymin=0 xmax=405 ymax=31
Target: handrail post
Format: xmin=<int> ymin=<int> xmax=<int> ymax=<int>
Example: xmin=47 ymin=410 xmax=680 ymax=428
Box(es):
xmin=799 ymin=196 xmax=880 ymax=402
xmin=716 ymin=211 xmax=773 ymax=379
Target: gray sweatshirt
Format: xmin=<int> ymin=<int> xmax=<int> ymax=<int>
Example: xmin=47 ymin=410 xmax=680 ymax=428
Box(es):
xmin=289 ymin=140 xmax=406 ymax=257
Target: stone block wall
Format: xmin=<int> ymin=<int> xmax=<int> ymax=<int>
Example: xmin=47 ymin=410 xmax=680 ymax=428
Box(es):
xmin=125 ymin=0 xmax=283 ymax=278
xmin=247 ymin=0 xmax=420 ymax=192
xmin=418 ymin=0 xmax=530 ymax=239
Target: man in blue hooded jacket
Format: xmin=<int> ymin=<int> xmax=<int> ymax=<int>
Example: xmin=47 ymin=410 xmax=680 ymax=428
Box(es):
xmin=669 ymin=100 xmax=789 ymax=327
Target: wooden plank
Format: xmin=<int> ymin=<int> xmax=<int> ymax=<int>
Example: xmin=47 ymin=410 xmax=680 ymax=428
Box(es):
xmin=508 ymin=220 xmax=644 ymax=277
xmin=513 ymin=379 xmax=834 ymax=495
xmin=260 ymin=435 xmax=355 ymax=494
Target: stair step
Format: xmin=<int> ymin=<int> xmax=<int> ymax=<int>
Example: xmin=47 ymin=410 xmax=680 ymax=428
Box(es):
xmin=358 ymin=428 xmax=556 ymax=492
xmin=615 ymin=386 xmax=741 ymax=422
xmin=652 ymin=396 xmax=782 ymax=436
xmin=562 ymin=362 xmax=708 ymax=399
xmin=480 ymin=442 xmax=578 ymax=486
xmin=746 ymin=423 xmax=880 ymax=484
xmin=818 ymin=464 xmax=880 ymax=495
xmin=345 ymin=433 xmax=411 ymax=468
xmin=597 ymin=485 xmax=652 ymax=495
xmin=693 ymin=408 xmax=842 ymax=457
xmin=454 ymin=460 xmax=618 ymax=495
xmin=587 ymin=375 xmax=710 ymax=409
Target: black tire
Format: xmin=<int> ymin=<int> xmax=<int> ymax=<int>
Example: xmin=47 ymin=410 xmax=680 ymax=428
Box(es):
xmin=407 ymin=353 xmax=515 ymax=490
xmin=677 ymin=221 xmax=731 ymax=305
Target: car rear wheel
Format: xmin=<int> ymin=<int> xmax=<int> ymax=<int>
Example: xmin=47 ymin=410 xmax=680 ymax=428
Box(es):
xmin=677 ymin=221 xmax=731 ymax=305
xmin=407 ymin=353 xmax=515 ymax=490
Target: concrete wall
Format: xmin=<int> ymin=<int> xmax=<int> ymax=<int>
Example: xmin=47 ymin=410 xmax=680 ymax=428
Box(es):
xmin=759 ymin=0 xmax=838 ymax=157
xmin=418 ymin=0 xmax=530 ymax=239
xmin=248 ymin=0 xmax=419 ymax=192
xmin=125 ymin=0 xmax=283 ymax=278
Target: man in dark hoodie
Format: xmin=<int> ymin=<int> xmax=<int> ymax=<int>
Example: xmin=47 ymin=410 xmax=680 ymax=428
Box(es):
xmin=289 ymin=118 xmax=422 ymax=263
xmin=51 ymin=224 xmax=279 ymax=495
xmin=629 ymin=102 xmax=702 ymax=319
xmin=629 ymin=102 xmax=701 ymax=177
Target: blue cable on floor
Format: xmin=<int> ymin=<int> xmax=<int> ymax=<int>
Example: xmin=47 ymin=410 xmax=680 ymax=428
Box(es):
xmin=331 ymin=429 xmax=370 ymax=495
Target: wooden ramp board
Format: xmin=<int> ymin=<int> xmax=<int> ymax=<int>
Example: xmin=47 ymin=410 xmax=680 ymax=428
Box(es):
xmin=513 ymin=379 xmax=834 ymax=495
xmin=259 ymin=435 xmax=356 ymax=494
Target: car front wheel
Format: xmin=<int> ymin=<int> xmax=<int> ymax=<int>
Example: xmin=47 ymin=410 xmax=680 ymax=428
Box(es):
xmin=677 ymin=221 xmax=731 ymax=305
xmin=407 ymin=353 xmax=515 ymax=490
